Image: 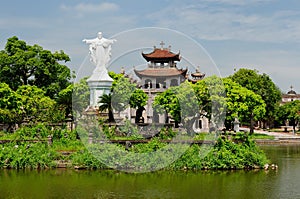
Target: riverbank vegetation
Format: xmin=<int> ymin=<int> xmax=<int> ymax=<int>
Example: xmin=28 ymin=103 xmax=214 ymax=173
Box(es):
xmin=0 ymin=124 xmax=269 ymax=170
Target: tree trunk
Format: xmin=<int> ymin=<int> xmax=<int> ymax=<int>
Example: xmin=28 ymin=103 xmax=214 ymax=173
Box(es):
xmin=293 ymin=121 xmax=298 ymax=134
xmin=175 ymin=121 xmax=179 ymax=128
xmin=21 ymin=72 xmax=28 ymax=85
xmin=293 ymin=125 xmax=296 ymax=134
xmin=108 ymin=110 xmax=115 ymax=123
xmin=250 ymin=113 xmax=254 ymax=134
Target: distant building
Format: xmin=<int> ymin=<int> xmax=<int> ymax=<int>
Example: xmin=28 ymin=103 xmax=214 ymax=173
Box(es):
xmin=279 ymin=86 xmax=300 ymax=129
xmin=282 ymin=86 xmax=300 ymax=103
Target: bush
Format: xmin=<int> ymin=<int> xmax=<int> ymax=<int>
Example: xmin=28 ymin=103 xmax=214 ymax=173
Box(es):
xmin=0 ymin=123 xmax=51 ymax=140
xmin=51 ymin=129 xmax=84 ymax=151
xmin=0 ymin=142 xmax=59 ymax=169
xmin=69 ymin=149 xmax=106 ymax=169
xmin=201 ymin=137 xmax=269 ymax=169
xmin=158 ymin=128 xmax=177 ymax=140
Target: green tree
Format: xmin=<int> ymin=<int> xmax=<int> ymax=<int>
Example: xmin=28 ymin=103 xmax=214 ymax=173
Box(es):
xmin=56 ymin=77 xmax=90 ymax=119
xmin=129 ymin=89 xmax=149 ymax=123
xmin=16 ymin=85 xmax=56 ymax=123
xmin=0 ymin=36 xmax=73 ymax=98
xmin=72 ymin=77 xmax=90 ymax=115
xmin=108 ymin=71 xmax=124 ymax=88
xmin=230 ymin=68 xmax=281 ymax=128
xmin=276 ymin=100 xmax=300 ymax=132
xmin=57 ymin=84 xmax=73 ymax=117
xmin=109 ymin=71 xmax=148 ymax=114
xmin=109 ymin=72 xmax=136 ymax=112
xmin=223 ymin=78 xmax=266 ymax=133
xmin=153 ymin=88 xmax=181 ymax=127
xmin=192 ymin=76 xmax=227 ymax=128
xmin=129 ymin=89 xmax=148 ymax=109
xmin=153 ymin=81 xmax=199 ymax=131
xmin=99 ymin=93 xmax=115 ymax=123
xmin=0 ymin=83 xmax=22 ymax=128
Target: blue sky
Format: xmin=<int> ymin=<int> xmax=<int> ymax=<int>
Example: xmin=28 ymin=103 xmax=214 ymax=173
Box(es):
xmin=1 ymin=0 xmax=300 ymax=93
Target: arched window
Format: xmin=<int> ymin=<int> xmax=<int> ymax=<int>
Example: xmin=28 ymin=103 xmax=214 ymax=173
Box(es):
xmin=145 ymin=79 xmax=152 ymax=88
xmin=135 ymin=107 xmax=145 ymax=123
xmin=156 ymin=78 xmax=166 ymax=88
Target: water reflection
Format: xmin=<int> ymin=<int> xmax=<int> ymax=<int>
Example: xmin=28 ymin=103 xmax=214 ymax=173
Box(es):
xmin=260 ymin=144 xmax=300 ymax=199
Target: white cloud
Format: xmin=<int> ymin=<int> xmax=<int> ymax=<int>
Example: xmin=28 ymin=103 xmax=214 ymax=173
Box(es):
xmin=147 ymin=3 xmax=300 ymax=43
xmin=60 ymin=2 xmax=119 ymax=13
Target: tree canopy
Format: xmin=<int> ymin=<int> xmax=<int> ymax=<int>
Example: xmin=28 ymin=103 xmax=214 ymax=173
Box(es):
xmin=129 ymin=89 xmax=148 ymax=109
xmin=57 ymin=77 xmax=90 ymax=117
xmin=16 ymin=85 xmax=57 ymax=123
xmin=223 ymin=78 xmax=266 ymax=133
xmin=0 ymin=36 xmax=75 ymax=129
xmin=230 ymin=68 xmax=281 ymax=127
xmin=0 ymin=82 xmax=22 ymax=126
xmin=153 ymin=81 xmax=199 ymax=131
xmin=109 ymin=71 xmax=148 ymax=111
xmin=0 ymin=36 xmax=73 ymax=98
xmin=96 ymin=72 xmax=148 ymax=122
xmin=0 ymin=37 xmax=285 ymax=132
xmin=276 ymin=100 xmax=300 ymax=132
xmin=0 ymin=83 xmax=59 ymax=128
xmin=192 ymin=76 xmax=227 ymax=127
xmin=153 ymin=76 xmax=265 ymax=133
xmin=72 ymin=77 xmax=90 ymax=115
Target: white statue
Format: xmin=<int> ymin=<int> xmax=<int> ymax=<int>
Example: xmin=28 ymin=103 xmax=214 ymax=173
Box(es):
xmin=83 ymin=32 xmax=116 ymax=73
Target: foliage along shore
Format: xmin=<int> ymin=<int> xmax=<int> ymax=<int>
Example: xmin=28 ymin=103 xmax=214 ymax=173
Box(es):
xmin=0 ymin=124 xmax=271 ymax=171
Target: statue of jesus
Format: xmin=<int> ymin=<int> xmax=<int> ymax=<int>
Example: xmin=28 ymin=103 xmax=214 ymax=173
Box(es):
xmin=83 ymin=32 xmax=116 ymax=73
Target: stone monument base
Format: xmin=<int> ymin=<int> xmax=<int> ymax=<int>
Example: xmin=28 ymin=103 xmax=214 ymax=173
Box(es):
xmin=87 ymin=70 xmax=113 ymax=108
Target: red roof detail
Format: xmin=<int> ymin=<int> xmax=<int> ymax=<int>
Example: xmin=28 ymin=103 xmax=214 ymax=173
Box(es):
xmin=191 ymin=72 xmax=205 ymax=78
xmin=188 ymin=78 xmax=205 ymax=83
xmin=188 ymin=79 xmax=199 ymax=84
xmin=142 ymin=48 xmax=180 ymax=62
xmin=134 ymin=68 xmax=187 ymax=78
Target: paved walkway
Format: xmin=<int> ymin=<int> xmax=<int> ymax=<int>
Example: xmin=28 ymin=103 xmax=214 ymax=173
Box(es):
xmin=240 ymin=127 xmax=300 ymax=141
xmin=255 ymin=129 xmax=300 ymax=139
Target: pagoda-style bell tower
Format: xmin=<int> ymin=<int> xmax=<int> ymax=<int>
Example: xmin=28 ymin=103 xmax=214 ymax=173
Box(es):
xmin=134 ymin=41 xmax=187 ymax=90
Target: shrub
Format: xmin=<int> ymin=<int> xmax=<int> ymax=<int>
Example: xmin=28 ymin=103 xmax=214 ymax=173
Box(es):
xmin=0 ymin=142 xmax=59 ymax=169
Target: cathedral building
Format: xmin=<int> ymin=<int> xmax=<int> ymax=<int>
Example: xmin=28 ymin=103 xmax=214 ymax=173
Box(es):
xmin=124 ymin=42 xmax=208 ymax=131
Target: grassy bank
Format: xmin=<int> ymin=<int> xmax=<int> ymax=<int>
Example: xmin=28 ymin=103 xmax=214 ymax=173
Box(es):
xmin=0 ymin=124 xmax=269 ymax=170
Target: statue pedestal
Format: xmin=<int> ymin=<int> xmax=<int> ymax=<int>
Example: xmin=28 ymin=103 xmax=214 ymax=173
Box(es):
xmin=87 ymin=70 xmax=113 ymax=107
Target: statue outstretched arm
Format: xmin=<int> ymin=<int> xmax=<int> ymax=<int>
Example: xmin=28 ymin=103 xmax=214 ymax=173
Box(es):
xmin=82 ymin=38 xmax=97 ymax=44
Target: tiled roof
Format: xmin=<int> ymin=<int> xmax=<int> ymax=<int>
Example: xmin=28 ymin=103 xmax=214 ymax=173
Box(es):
xmin=282 ymin=94 xmax=300 ymax=98
xmin=191 ymin=72 xmax=205 ymax=77
xmin=142 ymin=48 xmax=180 ymax=62
xmin=287 ymin=90 xmax=297 ymax=95
xmin=134 ymin=68 xmax=187 ymax=78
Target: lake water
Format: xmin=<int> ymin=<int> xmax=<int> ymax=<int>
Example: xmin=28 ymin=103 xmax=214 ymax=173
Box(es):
xmin=1 ymin=144 xmax=300 ymax=199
